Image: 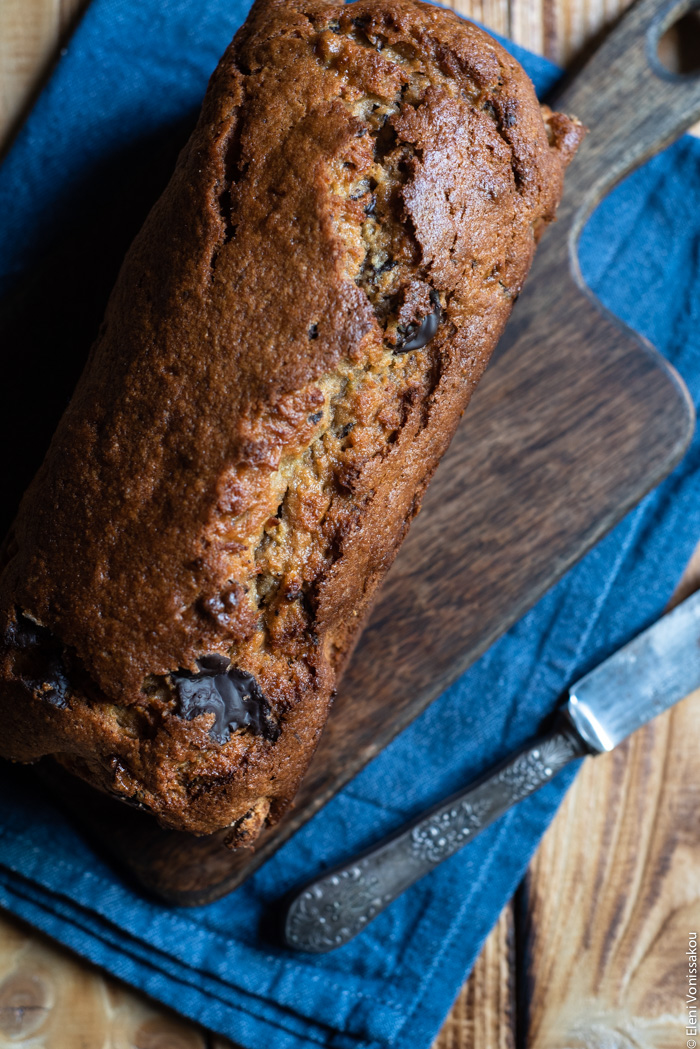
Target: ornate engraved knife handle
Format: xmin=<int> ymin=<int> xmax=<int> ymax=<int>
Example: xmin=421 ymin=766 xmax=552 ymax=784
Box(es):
xmin=283 ymin=715 xmax=587 ymax=953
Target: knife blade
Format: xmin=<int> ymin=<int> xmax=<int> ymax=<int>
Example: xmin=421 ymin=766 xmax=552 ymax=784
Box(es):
xmin=567 ymin=587 xmax=700 ymax=752
xmin=283 ymin=589 xmax=700 ymax=953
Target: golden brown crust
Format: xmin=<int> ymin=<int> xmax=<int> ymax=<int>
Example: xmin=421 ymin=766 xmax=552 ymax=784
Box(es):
xmin=0 ymin=0 xmax=584 ymax=837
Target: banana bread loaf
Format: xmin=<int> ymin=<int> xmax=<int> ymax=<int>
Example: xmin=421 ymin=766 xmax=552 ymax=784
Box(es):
xmin=0 ymin=0 xmax=583 ymax=842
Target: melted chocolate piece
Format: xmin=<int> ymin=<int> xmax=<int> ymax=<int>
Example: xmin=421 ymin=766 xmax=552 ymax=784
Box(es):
xmin=197 ymin=652 xmax=230 ymax=673
xmin=171 ymin=659 xmax=279 ymax=743
xmin=5 ymin=613 xmax=71 ymax=708
xmin=394 ymin=291 xmax=442 ymax=353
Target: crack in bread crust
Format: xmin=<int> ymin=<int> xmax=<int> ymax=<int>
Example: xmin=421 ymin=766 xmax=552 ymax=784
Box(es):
xmin=0 ymin=0 xmax=584 ymax=836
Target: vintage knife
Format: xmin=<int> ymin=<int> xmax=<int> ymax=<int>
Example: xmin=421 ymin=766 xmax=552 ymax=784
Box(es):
xmin=284 ymin=588 xmax=700 ymax=953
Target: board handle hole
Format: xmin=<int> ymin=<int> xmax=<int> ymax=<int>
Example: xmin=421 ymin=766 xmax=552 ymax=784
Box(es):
xmin=655 ymin=2 xmax=700 ymax=76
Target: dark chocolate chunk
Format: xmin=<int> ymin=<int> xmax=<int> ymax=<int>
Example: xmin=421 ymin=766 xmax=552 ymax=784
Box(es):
xmin=308 ymin=411 xmax=323 ymax=424
xmin=171 ymin=661 xmax=279 ymax=743
xmin=308 ymin=323 xmax=319 ymax=339
xmin=5 ymin=613 xmax=43 ymax=651
xmin=5 ymin=613 xmax=71 ymax=708
xmin=197 ymin=653 xmax=231 ymax=673
xmin=376 ymin=257 xmax=398 ymax=276
xmin=394 ymin=291 xmax=442 ymax=354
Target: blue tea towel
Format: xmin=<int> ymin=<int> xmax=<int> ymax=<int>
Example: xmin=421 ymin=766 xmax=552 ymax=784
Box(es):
xmin=1 ymin=3 xmax=700 ymax=1048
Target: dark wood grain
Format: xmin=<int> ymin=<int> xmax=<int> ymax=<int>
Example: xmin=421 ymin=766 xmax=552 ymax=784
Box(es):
xmin=39 ymin=0 xmax=700 ymax=905
xmin=519 ymin=690 xmax=700 ymax=1049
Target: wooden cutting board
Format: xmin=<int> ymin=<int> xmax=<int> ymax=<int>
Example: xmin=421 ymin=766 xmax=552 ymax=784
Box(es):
xmin=24 ymin=0 xmax=700 ymax=905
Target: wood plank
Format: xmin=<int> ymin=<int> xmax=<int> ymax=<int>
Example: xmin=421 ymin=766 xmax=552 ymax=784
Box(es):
xmin=0 ymin=0 xmax=59 ymax=141
xmin=0 ymin=0 xmax=87 ymax=157
xmin=518 ymin=558 xmax=700 ymax=1049
xmin=447 ymin=0 xmax=635 ymax=63
xmin=521 ymin=687 xmax=700 ymax=1048
xmin=1 ymin=3 xmax=699 ymax=1049
xmin=450 ymin=3 xmax=700 ymax=1043
xmin=0 ymin=911 xmax=209 ymax=1048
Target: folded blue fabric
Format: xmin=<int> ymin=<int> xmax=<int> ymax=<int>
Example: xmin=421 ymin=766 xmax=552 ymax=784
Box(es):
xmin=1 ymin=3 xmax=700 ymax=1048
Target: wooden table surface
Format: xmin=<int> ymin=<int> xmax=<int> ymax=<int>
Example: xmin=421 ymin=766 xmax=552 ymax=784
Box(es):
xmin=1 ymin=3 xmax=700 ymax=1048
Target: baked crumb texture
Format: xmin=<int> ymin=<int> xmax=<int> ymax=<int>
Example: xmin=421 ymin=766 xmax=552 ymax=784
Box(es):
xmin=0 ymin=0 xmax=583 ymax=839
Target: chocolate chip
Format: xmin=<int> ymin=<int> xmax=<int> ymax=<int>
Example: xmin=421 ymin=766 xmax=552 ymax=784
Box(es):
xmin=5 ymin=613 xmax=71 ymax=708
xmin=171 ymin=662 xmax=279 ymax=743
xmin=308 ymin=411 xmax=323 ymax=424
xmin=308 ymin=323 xmax=319 ymax=339
xmin=364 ymin=196 xmax=376 ymax=216
xmin=197 ymin=653 xmax=230 ymax=673
xmin=4 ymin=614 xmax=41 ymax=650
xmin=394 ymin=291 xmax=442 ymax=354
